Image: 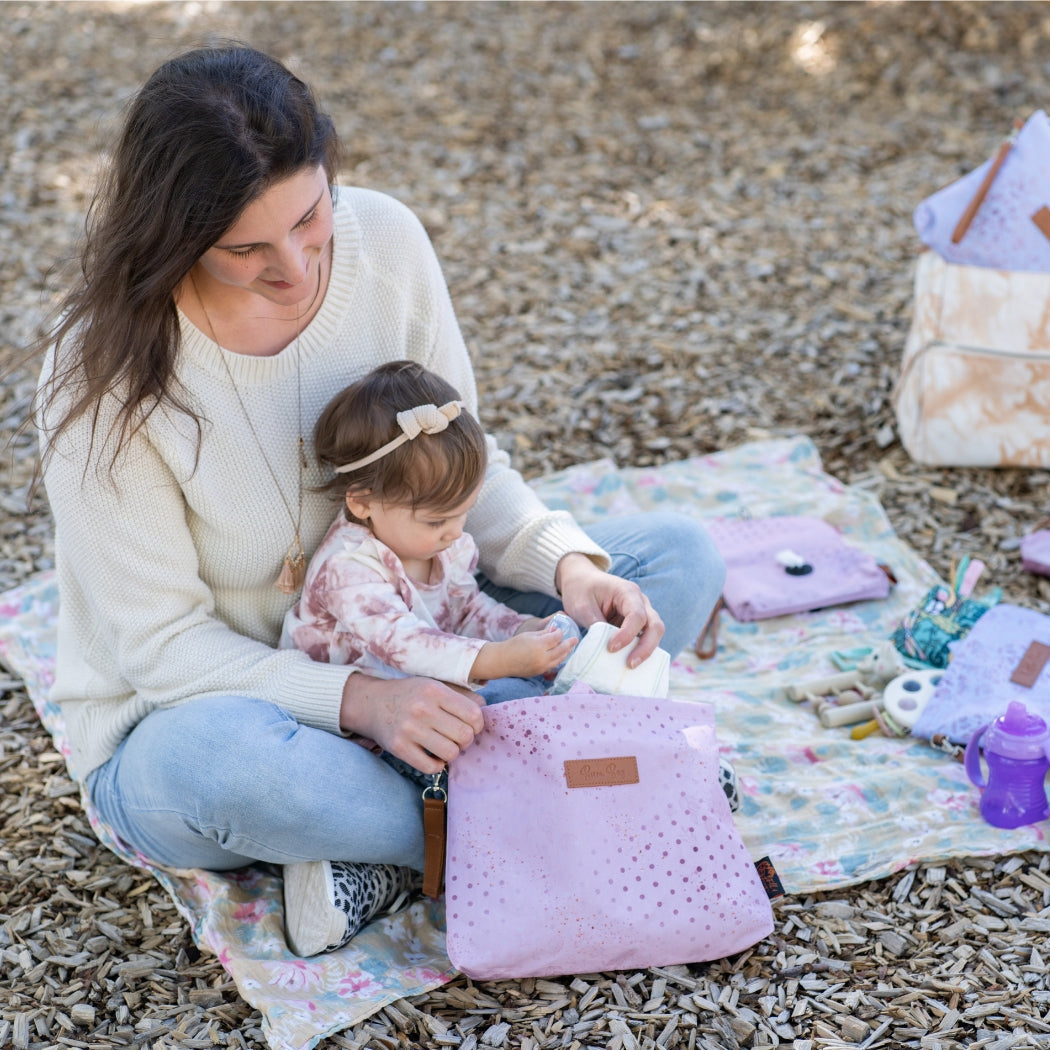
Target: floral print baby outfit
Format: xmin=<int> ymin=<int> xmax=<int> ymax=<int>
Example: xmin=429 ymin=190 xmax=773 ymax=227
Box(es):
xmin=281 ymin=518 xmax=529 ymax=687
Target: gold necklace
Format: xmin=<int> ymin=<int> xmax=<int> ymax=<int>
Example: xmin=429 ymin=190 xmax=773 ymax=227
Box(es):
xmin=189 ymin=273 xmax=308 ymax=594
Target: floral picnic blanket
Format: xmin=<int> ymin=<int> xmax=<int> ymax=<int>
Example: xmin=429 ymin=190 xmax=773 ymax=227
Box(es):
xmin=2 ymin=435 xmax=1045 ymax=1050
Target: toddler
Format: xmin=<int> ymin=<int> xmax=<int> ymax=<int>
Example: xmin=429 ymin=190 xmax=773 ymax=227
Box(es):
xmin=281 ymin=361 xmax=580 ymax=707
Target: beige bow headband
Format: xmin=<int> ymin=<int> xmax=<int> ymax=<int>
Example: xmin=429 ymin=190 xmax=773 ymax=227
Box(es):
xmin=334 ymin=400 xmax=465 ymax=474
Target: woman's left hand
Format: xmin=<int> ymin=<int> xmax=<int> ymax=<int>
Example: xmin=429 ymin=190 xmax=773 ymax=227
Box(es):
xmin=554 ymin=553 xmax=665 ymax=667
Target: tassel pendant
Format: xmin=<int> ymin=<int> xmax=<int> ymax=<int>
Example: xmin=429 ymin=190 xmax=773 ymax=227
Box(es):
xmin=275 ymin=534 xmax=307 ymax=594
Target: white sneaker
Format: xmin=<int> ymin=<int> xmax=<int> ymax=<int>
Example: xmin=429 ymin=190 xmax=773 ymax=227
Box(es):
xmin=283 ymin=859 xmax=419 ymax=956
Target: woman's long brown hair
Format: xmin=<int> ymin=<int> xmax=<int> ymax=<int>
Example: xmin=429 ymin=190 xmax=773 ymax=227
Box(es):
xmin=33 ymin=44 xmax=341 ymax=473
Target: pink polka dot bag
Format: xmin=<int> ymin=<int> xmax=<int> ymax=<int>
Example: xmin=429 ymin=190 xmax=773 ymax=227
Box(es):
xmin=444 ymin=684 xmax=774 ymax=980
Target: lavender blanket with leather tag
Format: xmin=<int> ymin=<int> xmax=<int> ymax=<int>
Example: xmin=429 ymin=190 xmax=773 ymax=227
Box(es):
xmin=705 ymin=515 xmax=891 ymax=622
xmin=912 ymin=603 xmax=1050 ymax=743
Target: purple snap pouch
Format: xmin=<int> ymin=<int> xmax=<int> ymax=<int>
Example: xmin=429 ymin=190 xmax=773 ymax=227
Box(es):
xmin=704 ymin=515 xmax=892 ymax=622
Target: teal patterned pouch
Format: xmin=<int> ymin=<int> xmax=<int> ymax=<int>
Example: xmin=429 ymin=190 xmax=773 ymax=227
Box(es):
xmin=891 ymin=556 xmax=1001 ymax=669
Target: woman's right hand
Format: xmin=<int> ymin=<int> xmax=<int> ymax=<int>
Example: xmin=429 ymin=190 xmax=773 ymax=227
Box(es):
xmin=340 ymin=673 xmax=485 ymax=774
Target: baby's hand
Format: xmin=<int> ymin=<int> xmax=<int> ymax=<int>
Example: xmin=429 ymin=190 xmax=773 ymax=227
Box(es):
xmin=517 ymin=613 xmax=582 ymax=639
xmin=503 ymin=627 xmax=578 ymax=677
xmin=515 ymin=614 xmax=557 ymax=636
xmin=474 ymin=617 xmax=579 ymax=681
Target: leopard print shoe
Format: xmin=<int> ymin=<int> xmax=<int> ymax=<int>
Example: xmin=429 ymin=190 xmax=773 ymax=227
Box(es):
xmin=718 ymin=756 xmax=742 ymax=813
xmin=283 ymin=859 xmax=420 ymax=957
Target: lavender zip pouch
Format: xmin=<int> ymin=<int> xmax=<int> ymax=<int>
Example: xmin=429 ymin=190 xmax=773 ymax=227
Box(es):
xmin=1021 ymin=523 xmax=1050 ymax=577
xmin=705 ymin=515 xmax=892 ymax=622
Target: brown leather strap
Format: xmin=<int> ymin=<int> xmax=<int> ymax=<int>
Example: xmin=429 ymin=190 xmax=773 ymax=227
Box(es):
xmin=422 ymin=794 xmax=447 ymax=899
xmin=951 ymin=118 xmax=1022 ymax=245
xmin=695 ymin=597 xmax=723 ymax=660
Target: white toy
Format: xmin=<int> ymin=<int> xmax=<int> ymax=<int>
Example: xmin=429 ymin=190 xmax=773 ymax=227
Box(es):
xmin=879 ymin=669 xmax=944 ymax=735
xmin=786 ymin=670 xmax=870 ymax=702
xmin=856 ymin=640 xmax=909 ymax=686
xmin=787 ymin=641 xmax=909 ymax=705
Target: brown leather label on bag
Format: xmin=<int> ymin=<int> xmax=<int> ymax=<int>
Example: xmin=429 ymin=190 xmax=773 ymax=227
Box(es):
xmin=564 ymin=756 xmax=639 ymax=789
xmin=1011 ymin=640 xmax=1050 ymax=687
xmin=1032 ymin=206 xmax=1050 ymax=244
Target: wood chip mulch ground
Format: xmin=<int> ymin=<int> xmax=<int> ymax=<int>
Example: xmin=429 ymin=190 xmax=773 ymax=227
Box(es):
xmin=4 ymin=3 xmax=1050 ymax=1048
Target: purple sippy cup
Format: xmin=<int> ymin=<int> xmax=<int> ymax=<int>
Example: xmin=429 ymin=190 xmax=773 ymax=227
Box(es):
xmin=964 ymin=701 xmax=1050 ymax=828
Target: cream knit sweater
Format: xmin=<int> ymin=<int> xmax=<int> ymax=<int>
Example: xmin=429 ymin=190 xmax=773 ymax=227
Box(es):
xmin=40 ymin=188 xmax=608 ymax=781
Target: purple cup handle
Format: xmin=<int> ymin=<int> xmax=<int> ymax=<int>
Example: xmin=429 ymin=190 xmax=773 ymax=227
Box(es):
xmin=964 ymin=725 xmax=989 ymax=788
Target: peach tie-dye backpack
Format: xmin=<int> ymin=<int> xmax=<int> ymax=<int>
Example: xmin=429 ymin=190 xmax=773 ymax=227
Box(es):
xmin=894 ymin=111 xmax=1050 ymax=467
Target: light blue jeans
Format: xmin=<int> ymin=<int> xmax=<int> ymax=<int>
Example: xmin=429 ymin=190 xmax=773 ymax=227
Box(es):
xmin=86 ymin=512 xmax=724 ymax=872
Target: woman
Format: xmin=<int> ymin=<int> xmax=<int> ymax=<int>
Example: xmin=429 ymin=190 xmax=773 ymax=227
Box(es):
xmin=35 ymin=44 xmax=725 ymax=956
